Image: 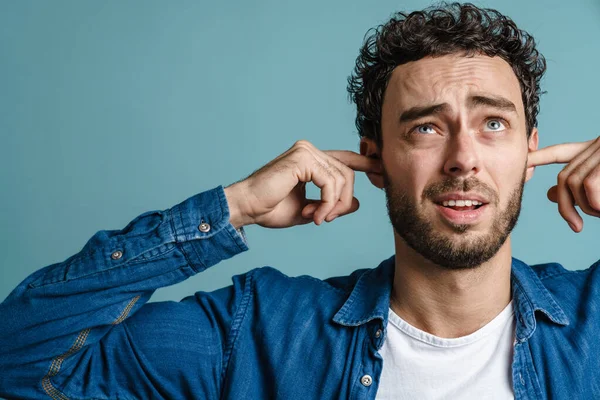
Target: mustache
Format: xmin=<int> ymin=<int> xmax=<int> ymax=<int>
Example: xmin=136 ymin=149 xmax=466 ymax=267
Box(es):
xmin=422 ymin=177 xmax=498 ymax=205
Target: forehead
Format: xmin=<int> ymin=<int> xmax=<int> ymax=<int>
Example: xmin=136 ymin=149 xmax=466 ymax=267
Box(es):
xmin=385 ymin=54 xmax=524 ymax=113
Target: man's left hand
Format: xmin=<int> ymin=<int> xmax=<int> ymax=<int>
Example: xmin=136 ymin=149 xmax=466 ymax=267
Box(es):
xmin=527 ymin=137 xmax=600 ymax=232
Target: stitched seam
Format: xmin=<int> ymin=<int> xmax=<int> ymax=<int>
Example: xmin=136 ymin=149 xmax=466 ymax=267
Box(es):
xmin=112 ymin=296 xmax=141 ymax=325
xmin=126 ymin=244 xmax=177 ymax=266
xmin=349 ymin=330 xmax=370 ymax=399
xmin=526 ymin=267 xmax=567 ymax=321
xmin=223 ymin=224 xmax=246 ymax=253
xmin=512 ymin=276 xmax=537 ymax=341
xmin=539 ymin=270 xmax=573 ymax=280
xmin=168 ymin=207 xmax=179 ymax=243
xmin=523 ymin=340 xmax=544 ymax=399
xmin=216 ymin=185 xmax=227 ymax=223
xmin=539 ymin=260 xmax=600 ymax=281
xmin=338 ymin=276 xmax=361 ymax=316
xmin=294 ymin=274 xmax=348 ymax=295
xmin=41 ymin=328 xmax=91 ymax=400
xmin=217 ymin=188 xmax=247 ymax=253
xmin=219 ymin=272 xmax=254 ymax=397
xmin=176 ymin=242 xmax=198 ymax=272
xmin=266 ymin=267 xmax=348 ymax=295
xmin=178 ymin=203 xmax=187 ymax=242
xmin=30 ymin=244 xmax=175 ymax=288
xmin=188 ymin=239 xmax=209 ymax=273
xmin=173 ymin=235 xmax=207 ymax=273
xmin=512 ymin=277 xmax=535 ymax=318
xmin=41 ymin=296 xmax=141 ymax=399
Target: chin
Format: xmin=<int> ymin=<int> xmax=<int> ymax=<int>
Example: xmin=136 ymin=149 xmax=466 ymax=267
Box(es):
xmin=432 ymin=211 xmax=491 ymax=234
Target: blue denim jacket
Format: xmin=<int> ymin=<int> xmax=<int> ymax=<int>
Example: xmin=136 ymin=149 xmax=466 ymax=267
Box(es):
xmin=1 ymin=185 xmax=598 ymax=399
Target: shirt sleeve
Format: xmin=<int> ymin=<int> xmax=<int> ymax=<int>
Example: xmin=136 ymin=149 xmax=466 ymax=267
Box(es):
xmin=0 ymin=185 xmax=250 ymax=400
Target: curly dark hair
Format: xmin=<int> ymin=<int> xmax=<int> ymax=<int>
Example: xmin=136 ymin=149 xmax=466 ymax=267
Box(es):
xmin=347 ymin=2 xmax=546 ymax=147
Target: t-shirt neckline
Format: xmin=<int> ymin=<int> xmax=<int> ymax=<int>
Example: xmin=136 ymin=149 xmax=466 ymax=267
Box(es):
xmin=387 ymin=300 xmax=515 ymax=348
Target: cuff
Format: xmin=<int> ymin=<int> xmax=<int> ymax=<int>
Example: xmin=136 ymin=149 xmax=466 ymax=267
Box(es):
xmin=169 ymin=185 xmax=249 ymax=272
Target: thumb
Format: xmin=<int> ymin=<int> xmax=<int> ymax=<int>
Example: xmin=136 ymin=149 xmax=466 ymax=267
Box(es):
xmin=301 ymin=197 xmax=360 ymax=221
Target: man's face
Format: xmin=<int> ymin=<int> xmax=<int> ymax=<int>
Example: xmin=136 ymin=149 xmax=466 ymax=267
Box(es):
xmin=373 ymin=54 xmax=538 ymax=269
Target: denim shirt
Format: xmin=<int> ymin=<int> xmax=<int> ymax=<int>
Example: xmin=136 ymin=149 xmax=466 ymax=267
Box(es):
xmin=1 ymin=185 xmax=598 ymax=399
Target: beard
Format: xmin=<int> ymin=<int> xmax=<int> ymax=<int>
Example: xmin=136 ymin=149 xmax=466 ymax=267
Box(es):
xmin=384 ymin=169 xmax=525 ymax=270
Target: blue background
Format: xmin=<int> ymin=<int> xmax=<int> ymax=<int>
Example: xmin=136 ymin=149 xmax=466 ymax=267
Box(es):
xmin=1 ymin=0 xmax=599 ymax=304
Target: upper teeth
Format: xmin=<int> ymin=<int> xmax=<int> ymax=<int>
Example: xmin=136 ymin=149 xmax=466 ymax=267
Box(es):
xmin=442 ymin=200 xmax=483 ymax=207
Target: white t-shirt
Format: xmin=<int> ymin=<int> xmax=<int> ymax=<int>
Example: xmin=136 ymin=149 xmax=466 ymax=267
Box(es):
xmin=376 ymin=301 xmax=515 ymax=400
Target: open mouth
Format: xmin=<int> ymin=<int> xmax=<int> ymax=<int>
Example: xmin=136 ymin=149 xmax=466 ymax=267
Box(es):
xmin=439 ymin=199 xmax=485 ymax=211
xmin=432 ymin=196 xmax=490 ymax=225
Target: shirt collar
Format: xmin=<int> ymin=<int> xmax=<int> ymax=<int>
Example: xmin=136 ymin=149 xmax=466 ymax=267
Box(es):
xmin=332 ymin=255 xmax=569 ymax=340
xmin=511 ymin=257 xmax=569 ymax=341
xmin=332 ymin=255 xmax=395 ymax=327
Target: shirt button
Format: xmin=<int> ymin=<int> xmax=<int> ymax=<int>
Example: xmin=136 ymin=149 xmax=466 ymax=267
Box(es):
xmin=198 ymin=222 xmax=211 ymax=233
xmin=375 ymin=329 xmax=382 ymax=338
xmin=111 ymin=250 xmax=123 ymax=260
xmin=361 ymin=375 xmax=373 ymax=387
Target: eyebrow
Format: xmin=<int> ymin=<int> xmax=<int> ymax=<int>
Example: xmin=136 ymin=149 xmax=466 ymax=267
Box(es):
xmin=469 ymin=95 xmax=517 ymax=113
xmin=399 ymin=103 xmax=450 ymax=123
xmin=398 ymin=95 xmax=518 ymax=124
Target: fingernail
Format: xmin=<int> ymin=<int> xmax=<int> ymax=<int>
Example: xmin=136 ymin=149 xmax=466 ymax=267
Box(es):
xmin=568 ymin=222 xmax=577 ymax=231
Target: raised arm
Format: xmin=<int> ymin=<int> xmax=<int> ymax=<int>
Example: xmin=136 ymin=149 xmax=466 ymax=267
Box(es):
xmin=0 ymin=140 xmax=380 ymax=399
xmin=0 ymin=186 xmax=249 ymax=399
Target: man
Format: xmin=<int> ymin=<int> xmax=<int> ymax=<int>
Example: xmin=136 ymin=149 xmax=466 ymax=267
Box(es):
xmin=1 ymin=2 xmax=599 ymax=399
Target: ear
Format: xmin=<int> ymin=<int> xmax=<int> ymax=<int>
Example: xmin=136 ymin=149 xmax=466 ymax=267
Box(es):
xmin=525 ymin=127 xmax=539 ymax=182
xmin=360 ymin=137 xmax=385 ymax=189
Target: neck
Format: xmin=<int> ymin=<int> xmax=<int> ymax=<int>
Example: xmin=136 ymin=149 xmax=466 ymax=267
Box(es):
xmin=390 ymin=232 xmax=513 ymax=338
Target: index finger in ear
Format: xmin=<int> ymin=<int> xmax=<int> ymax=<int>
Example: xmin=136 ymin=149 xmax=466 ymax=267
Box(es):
xmin=527 ymin=140 xmax=594 ymax=167
xmin=325 ymin=150 xmax=382 ymax=173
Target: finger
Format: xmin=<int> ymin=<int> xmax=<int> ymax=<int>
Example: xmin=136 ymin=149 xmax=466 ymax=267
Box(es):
xmin=324 ymin=159 xmax=357 ymax=220
xmin=527 ymin=140 xmax=594 ymax=167
xmin=303 ymin=198 xmax=360 ymax=222
xmin=313 ymin=151 xmax=356 ymax=223
xmin=296 ymin=211 xmax=317 ymax=226
xmin=307 ymin=162 xmax=338 ymax=225
xmin=565 ymin=147 xmax=600 ymax=217
xmin=547 ymin=181 xmax=600 ymax=217
xmin=314 ymin=161 xmax=345 ymax=223
xmin=293 ymin=143 xmax=369 ymax=224
xmin=326 ymin=197 xmax=360 ymax=222
xmin=292 ymin=143 xmax=341 ymax=225
xmin=556 ymin=166 xmax=583 ymax=231
xmin=583 ymin=165 xmax=600 ymax=212
xmin=301 ymin=200 xmax=319 ymax=219
xmin=545 ymin=139 xmax=600 ymax=207
xmin=566 ymin=174 xmax=600 ymax=218
xmin=325 ymin=150 xmax=382 ymax=173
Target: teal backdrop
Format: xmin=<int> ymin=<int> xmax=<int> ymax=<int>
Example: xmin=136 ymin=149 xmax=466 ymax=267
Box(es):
xmin=1 ymin=0 xmax=599 ymax=305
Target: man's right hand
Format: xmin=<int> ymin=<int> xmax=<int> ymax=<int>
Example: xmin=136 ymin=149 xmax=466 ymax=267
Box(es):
xmin=224 ymin=140 xmax=382 ymax=229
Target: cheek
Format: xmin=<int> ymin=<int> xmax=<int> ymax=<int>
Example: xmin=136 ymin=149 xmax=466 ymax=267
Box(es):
xmin=482 ymin=147 xmax=527 ymax=195
xmin=385 ymin=147 xmax=442 ymax=197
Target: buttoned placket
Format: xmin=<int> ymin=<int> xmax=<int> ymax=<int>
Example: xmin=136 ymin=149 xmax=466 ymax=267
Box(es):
xmin=353 ymin=323 xmax=386 ymax=399
xmin=512 ymin=337 xmax=545 ymax=400
xmin=511 ymin=299 xmax=545 ymax=400
xmin=509 ymin=261 xmax=565 ymax=400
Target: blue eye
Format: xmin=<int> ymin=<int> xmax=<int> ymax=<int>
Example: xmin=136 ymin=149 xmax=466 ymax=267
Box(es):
xmin=484 ymin=119 xmax=506 ymax=131
xmin=415 ymin=125 xmax=436 ymax=134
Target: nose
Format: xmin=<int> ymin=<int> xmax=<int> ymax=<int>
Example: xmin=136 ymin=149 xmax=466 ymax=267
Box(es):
xmin=443 ymin=131 xmax=481 ymax=178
